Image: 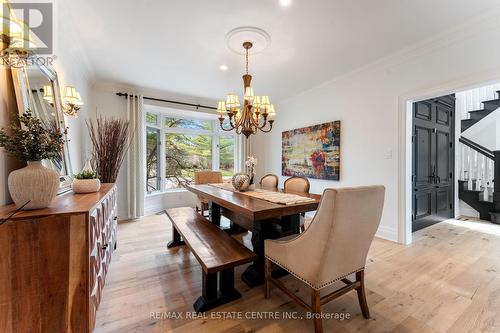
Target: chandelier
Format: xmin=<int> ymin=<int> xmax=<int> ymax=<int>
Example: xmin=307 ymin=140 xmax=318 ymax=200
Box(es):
xmin=216 ymin=41 xmax=275 ymax=137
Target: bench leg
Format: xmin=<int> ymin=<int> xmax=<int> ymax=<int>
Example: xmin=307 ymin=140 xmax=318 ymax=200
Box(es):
xmin=193 ymin=268 xmax=242 ymax=313
xmin=167 ymin=225 xmax=185 ymax=248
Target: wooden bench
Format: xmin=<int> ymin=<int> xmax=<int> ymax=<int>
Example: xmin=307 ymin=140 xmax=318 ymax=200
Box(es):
xmin=165 ymin=207 xmax=257 ymax=312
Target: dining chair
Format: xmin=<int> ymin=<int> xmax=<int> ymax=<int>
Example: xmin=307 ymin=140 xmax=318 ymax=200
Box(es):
xmin=284 ymin=176 xmax=310 ymax=193
xmin=264 ymin=186 xmax=385 ymax=333
xmin=284 ymin=176 xmax=310 ymax=231
xmin=259 ymin=174 xmax=279 ymax=188
xmin=194 ymin=171 xmax=223 ymax=216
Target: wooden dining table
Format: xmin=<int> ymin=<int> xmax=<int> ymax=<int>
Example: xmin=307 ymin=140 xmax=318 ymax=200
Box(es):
xmin=184 ymin=184 xmax=321 ymax=287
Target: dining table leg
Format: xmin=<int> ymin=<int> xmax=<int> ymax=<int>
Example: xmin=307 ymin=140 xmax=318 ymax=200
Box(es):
xmin=241 ymin=219 xmax=274 ymax=287
xmin=280 ymin=214 xmax=301 ymax=235
xmin=209 ymin=202 xmax=221 ymax=227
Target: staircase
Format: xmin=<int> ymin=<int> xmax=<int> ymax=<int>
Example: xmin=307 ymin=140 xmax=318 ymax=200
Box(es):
xmin=458 ymin=90 xmax=500 ymax=223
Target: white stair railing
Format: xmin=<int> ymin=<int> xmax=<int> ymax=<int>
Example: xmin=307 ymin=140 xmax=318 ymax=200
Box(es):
xmin=460 ymin=144 xmax=494 ymax=201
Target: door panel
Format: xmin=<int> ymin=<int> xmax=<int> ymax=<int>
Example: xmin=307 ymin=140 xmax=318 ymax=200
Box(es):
xmin=436 ymin=130 xmax=451 ymax=185
xmin=436 ymin=104 xmax=451 ymax=126
xmin=412 ymin=95 xmax=455 ymax=232
xmin=415 ymin=126 xmax=432 ymax=188
xmin=436 ymin=189 xmax=450 ymax=218
xmin=415 ymin=101 xmax=433 ymax=121
xmin=415 ymin=191 xmax=432 ymax=220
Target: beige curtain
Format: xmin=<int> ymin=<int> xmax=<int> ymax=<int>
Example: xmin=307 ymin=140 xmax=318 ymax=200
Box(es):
xmin=126 ymin=94 xmax=145 ymax=219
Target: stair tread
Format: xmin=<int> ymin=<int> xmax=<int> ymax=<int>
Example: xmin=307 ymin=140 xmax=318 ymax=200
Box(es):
xmin=483 ymin=98 xmax=500 ymax=104
xmin=479 ymin=199 xmax=494 ymax=204
xmin=468 ymin=109 xmax=490 ymax=114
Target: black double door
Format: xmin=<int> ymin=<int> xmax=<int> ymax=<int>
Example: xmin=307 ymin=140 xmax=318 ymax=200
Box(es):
xmin=412 ymin=95 xmax=455 ymax=232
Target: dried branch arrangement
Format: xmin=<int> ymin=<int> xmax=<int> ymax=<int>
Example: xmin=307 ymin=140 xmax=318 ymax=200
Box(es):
xmin=86 ymin=116 xmax=131 ymax=183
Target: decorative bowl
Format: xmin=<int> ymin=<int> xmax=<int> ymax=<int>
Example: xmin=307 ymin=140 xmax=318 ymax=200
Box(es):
xmin=231 ymin=173 xmax=251 ymax=192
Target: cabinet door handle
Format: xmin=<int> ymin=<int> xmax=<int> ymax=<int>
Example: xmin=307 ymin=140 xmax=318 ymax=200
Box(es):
xmin=102 ymin=244 xmax=109 ymax=250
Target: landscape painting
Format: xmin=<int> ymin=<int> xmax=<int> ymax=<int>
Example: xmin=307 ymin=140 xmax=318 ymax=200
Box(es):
xmin=282 ymin=121 xmax=340 ymax=181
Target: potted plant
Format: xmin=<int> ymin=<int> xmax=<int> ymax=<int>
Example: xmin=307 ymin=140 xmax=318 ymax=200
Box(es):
xmin=0 ymin=110 xmax=65 ymax=210
xmin=72 ymin=170 xmax=101 ymax=193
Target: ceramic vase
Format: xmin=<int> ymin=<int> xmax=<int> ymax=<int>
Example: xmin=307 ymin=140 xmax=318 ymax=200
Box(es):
xmin=8 ymin=161 xmax=60 ymax=210
xmin=72 ymin=178 xmax=101 ymax=194
xmin=232 ymin=173 xmax=250 ymax=192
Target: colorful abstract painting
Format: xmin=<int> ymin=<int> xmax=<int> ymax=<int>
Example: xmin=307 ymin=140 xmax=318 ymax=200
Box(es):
xmin=282 ymin=121 xmax=340 ymax=181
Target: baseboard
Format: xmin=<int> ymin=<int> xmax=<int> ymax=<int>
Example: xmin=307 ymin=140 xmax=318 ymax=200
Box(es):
xmin=376 ymin=225 xmax=398 ymax=242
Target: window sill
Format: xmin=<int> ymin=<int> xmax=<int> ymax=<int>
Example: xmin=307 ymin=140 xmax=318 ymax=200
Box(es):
xmin=145 ymin=188 xmax=189 ymax=198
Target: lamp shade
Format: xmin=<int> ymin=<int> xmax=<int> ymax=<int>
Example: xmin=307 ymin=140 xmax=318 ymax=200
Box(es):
xmin=64 ymin=86 xmax=82 ymax=105
xmin=226 ymin=93 xmax=240 ymax=108
xmin=1 ymin=2 xmax=23 ymax=35
xmin=1 ymin=3 xmax=35 ymax=50
xmin=42 ymin=84 xmax=53 ymax=100
xmin=268 ymin=104 xmax=276 ymax=119
xmin=244 ymin=86 xmax=254 ymax=101
xmin=253 ymin=96 xmax=261 ymax=108
xmin=216 ymin=100 xmax=226 ymax=113
xmin=261 ymin=95 xmax=270 ymax=107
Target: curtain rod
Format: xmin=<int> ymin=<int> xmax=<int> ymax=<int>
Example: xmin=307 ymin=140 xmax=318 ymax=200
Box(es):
xmin=115 ymin=92 xmax=217 ymax=110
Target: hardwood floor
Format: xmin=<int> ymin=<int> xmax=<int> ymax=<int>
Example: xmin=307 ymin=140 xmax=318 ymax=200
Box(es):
xmin=95 ymin=215 xmax=500 ymax=333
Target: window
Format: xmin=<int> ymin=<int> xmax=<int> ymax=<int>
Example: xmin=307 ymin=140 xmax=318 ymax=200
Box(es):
xmin=146 ymin=127 xmax=161 ymax=192
xmin=145 ymin=111 xmax=238 ymax=193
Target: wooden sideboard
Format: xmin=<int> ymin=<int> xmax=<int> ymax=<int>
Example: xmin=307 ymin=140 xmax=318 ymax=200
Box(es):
xmin=0 ymin=183 xmax=117 ymax=333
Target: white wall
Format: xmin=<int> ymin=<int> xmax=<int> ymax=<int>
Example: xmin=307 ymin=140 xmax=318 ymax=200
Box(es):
xmin=89 ymin=82 xmax=218 ymax=219
xmin=0 ymin=66 xmax=24 ymax=206
xmin=0 ymin=2 xmax=93 ymax=206
xmin=53 ymin=1 xmax=94 ymax=172
xmin=252 ymin=10 xmax=500 ymax=243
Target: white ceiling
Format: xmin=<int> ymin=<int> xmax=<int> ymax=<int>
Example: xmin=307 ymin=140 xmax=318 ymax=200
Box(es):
xmin=61 ymin=0 xmax=500 ymax=102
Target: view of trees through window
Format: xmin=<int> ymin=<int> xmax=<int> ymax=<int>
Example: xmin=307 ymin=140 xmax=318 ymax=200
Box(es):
xmin=146 ymin=112 xmax=236 ymax=193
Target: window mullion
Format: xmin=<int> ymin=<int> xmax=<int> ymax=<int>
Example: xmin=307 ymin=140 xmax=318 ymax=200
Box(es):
xmin=160 ymin=114 xmax=166 ymax=192
xmin=213 ymin=120 xmax=219 ymax=171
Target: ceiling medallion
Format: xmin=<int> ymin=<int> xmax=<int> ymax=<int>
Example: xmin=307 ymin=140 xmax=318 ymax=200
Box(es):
xmin=217 ymin=28 xmax=275 ymax=138
xmin=225 ymin=26 xmax=271 ymax=55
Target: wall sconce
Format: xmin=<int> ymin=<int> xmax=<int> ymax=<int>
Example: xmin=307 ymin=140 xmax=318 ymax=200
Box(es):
xmin=63 ymin=85 xmax=84 ymax=117
xmin=1 ymin=2 xmax=34 ymax=63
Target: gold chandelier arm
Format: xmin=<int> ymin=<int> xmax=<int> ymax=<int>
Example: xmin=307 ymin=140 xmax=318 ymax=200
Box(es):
xmin=219 ymin=118 xmax=235 ymax=132
xmin=259 ymin=120 xmax=274 ymax=133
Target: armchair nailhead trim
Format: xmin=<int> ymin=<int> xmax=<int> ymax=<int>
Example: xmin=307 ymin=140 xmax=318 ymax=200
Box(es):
xmin=265 ymin=255 xmax=364 ymax=291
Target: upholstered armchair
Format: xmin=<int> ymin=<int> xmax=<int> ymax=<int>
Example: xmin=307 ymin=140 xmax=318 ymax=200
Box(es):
xmin=259 ymin=174 xmax=279 ymax=188
xmin=264 ymin=186 xmax=385 ymax=333
xmin=194 ymin=171 xmax=223 ymax=216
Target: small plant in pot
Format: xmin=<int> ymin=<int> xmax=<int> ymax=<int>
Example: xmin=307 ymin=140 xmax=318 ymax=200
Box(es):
xmin=72 ymin=169 xmax=101 ymax=194
xmin=0 ymin=110 xmax=65 ymax=210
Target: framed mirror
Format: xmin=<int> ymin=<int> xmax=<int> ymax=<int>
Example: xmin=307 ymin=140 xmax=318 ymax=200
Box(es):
xmin=11 ymin=56 xmax=73 ymax=194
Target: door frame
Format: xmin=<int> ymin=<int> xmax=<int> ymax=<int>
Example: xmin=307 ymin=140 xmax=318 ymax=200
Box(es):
xmin=397 ymin=74 xmax=500 ymax=245
xmin=411 ymin=96 xmax=455 ymax=232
